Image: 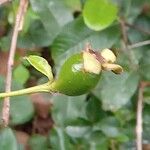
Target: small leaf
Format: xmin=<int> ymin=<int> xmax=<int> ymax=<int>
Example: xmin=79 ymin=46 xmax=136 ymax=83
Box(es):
xmin=13 ymin=64 xmax=30 ymax=84
xmin=93 ymin=71 xmax=139 ymax=111
xmin=0 ymin=77 xmax=34 ymax=125
xmin=139 ymin=49 xmax=150 ymax=81
xmin=87 ymin=131 xmax=109 ymax=150
xmin=86 ymin=95 xmax=105 ymax=123
xmin=94 ymin=117 xmax=120 ymax=134
xmin=65 ymin=126 xmax=91 ymax=138
xmin=94 ymin=117 xmax=129 ymax=142
xmin=49 ymin=127 xmax=74 ymax=150
xmin=29 ymin=135 xmax=49 ymax=150
xmin=10 ymin=95 xmax=34 ymax=125
xmin=25 ymin=55 xmax=53 ymax=81
xmin=51 ymin=94 xmax=86 ymax=126
xmin=83 ymin=0 xmax=118 ymax=31
xmin=144 ymin=87 xmax=150 ymax=105
xmin=0 ymin=128 xmax=18 ymax=150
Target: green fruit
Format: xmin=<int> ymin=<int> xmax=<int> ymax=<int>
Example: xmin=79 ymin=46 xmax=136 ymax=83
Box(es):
xmin=52 ymin=53 xmax=101 ymax=96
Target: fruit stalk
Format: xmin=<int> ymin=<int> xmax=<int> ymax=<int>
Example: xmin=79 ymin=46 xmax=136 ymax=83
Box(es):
xmin=0 ymin=82 xmax=55 ymax=98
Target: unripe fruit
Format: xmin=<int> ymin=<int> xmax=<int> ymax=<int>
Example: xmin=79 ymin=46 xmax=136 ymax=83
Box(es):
xmin=52 ymin=52 xmax=101 ymax=96
xmin=0 ymin=47 xmax=123 ymax=99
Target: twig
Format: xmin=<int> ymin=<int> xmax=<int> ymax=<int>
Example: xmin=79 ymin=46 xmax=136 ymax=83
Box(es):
xmin=2 ymin=0 xmax=28 ymax=126
xmin=136 ymin=83 xmax=144 ymax=150
xmin=128 ymin=40 xmax=150 ymax=49
xmin=119 ymin=18 xmax=137 ymax=69
xmin=119 ymin=18 xmax=129 ymax=47
xmin=136 ymin=82 xmax=150 ymax=150
xmin=0 ymin=0 xmax=11 ymax=5
xmin=121 ymin=21 xmax=150 ymax=50
xmin=125 ymin=22 xmax=150 ymax=35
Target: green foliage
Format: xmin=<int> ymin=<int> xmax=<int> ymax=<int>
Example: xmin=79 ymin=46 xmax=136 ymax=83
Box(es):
xmin=27 ymin=0 xmax=73 ymax=47
xmin=83 ymin=0 xmax=118 ymax=31
xmin=49 ymin=127 xmax=74 ymax=150
xmin=28 ymin=134 xmax=49 ymax=150
xmin=51 ymin=17 xmax=120 ymax=69
xmin=0 ymin=77 xmax=34 ymax=125
xmin=0 ymin=128 xmax=18 ymax=150
xmin=25 ymin=55 xmax=53 ymax=81
xmin=51 ymin=94 xmax=87 ymax=126
xmin=13 ymin=64 xmax=30 ymax=85
xmin=93 ymin=71 xmax=139 ymax=111
xmin=86 ymin=95 xmax=103 ymax=123
xmin=10 ymin=95 xmax=34 ymax=125
xmin=0 ymin=0 xmax=150 ymax=149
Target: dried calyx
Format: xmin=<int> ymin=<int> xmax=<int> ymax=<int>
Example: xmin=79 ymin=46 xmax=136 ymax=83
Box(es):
xmin=100 ymin=48 xmax=123 ymax=74
xmin=83 ymin=46 xmax=123 ymax=74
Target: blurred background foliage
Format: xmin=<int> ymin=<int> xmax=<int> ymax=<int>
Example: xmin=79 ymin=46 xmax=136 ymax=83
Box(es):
xmin=0 ymin=0 xmax=150 ymax=149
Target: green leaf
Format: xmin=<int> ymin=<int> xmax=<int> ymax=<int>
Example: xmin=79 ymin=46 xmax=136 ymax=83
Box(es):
xmin=10 ymin=95 xmax=34 ymax=125
xmin=143 ymin=106 xmax=150 ymax=126
xmin=114 ymin=108 xmax=134 ymax=125
xmin=18 ymin=20 xmax=54 ymax=48
xmin=144 ymin=87 xmax=150 ymax=105
xmin=51 ymin=94 xmax=86 ymax=126
xmin=29 ymin=0 xmax=73 ymax=46
xmin=30 ymin=0 xmax=73 ymax=27
xmin=25 ymin=55 xmax=53 ymax=81
xmin=83 ymin=0 xmax=118 ymax=31
xmin=51 ymin=17 xmax=120 ymax=68
xmin=119 ymin=142 xmax=136 ymax=150
xmin=94 ymin=117 xmax=120 ymax=137
xmin=21 ymin=7 xmax=39 ymax=35
xmin=0 ymin=36 xmax=11 ymax=51
xmin=0 ymin=76 xmax=34 ymax=125
xmin=64 ymin=0 xmax=81 ymax=12
xmin=139 ymin=49 xmax=150 ymax=81
xmin=18 ymin=0 xmax=73 ymax=48
xmin=86 ymin=95 xmax=105 ymax=123
xmin=93 ymin=71 xmax=139 ymax=111
xmin=49 ymin=127 xmax=74 ymax=150
xmin=13 ymin=64 xmax=30 ymax=85
xmin=86 ymin=131 xmax=109 ymax=150
xmin=65 ymin=126 xmax=91 ymax=138
xmin=29 ymin=135 xmax=49 ymax=150
xmin=143 ymin=105 xmax=150 ymax=141
xmin=94 ymin=117 xmax=128 ymax=142
xmin=0 ymin=128 xmax=18 ymax=150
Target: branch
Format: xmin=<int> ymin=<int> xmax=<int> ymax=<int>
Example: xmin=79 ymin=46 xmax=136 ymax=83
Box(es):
xmin=119 ymin=18 xmax=137 ymax=69
xmin=2 ymin=0 xmax=28 ymax=126
xmin=125 ymin=22 xmax=150 ymax=35
xmin=136 ymin=83 xmax=144 ymax=150
xmin=119 ymin=18 xmax=129 ymax=48
xmin=136 ymin=81 xmax=150 ymax=150
xmin=128 ymin=40 xmax=150 ymax=49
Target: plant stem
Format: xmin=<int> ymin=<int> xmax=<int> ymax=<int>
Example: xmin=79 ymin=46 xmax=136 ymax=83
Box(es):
xmin=136 ymin=82 xmax=150 ymax=150
xmin=0 ymin=82 xmax=55 ymax=99
xmin=2 ymin=0 xmax=28 ymax=126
